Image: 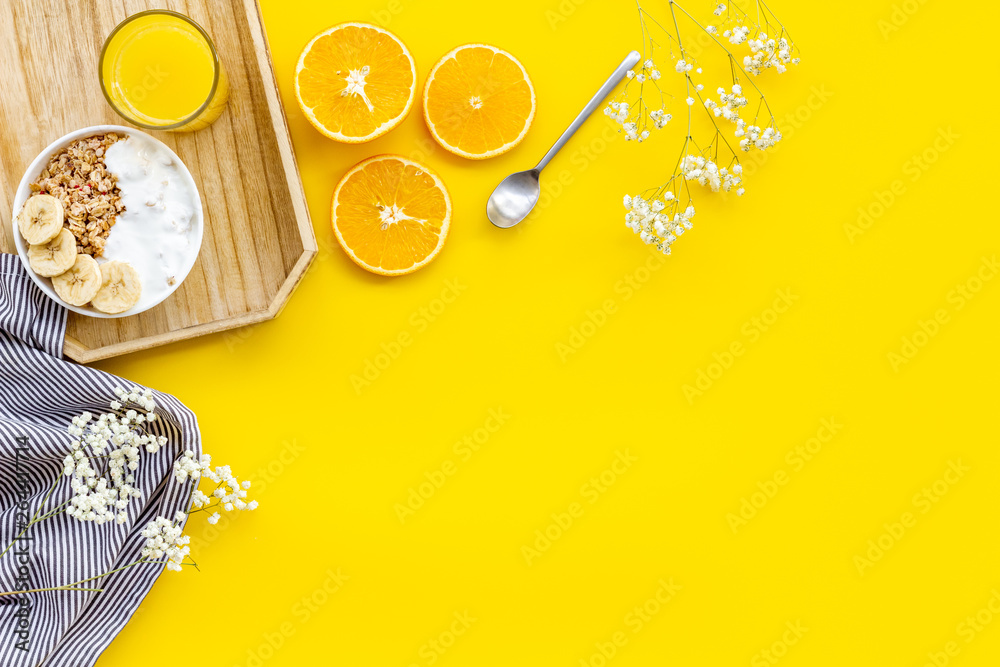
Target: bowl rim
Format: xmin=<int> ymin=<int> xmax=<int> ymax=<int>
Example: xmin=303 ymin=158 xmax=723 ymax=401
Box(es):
xmin=11 ymin=125 xmax=204 ymax=319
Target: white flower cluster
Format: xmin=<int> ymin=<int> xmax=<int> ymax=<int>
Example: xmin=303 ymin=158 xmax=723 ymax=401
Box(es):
xmin=175 ymin=451 xmax=258 ymax=525
xmin=615 ymin=1 xmax=800 ymax=254
xmin=110 ymin=386 xmax=155 ymax=412
xmin=63 ymin=388 xmax=167 ymax=525
xmin=607 ymin=100 xmax=657 ymax=140
xmin=625 ymin=58 xmax=662 ymax=83
xmin=605 ymin=59 xmax=668 ymax=142
xmin=621 ymin=120 xmax=650 ymax=142
xmin=705 ymin=84 xmax=747 ymax=122
xmin=623 ymin=193 xmax=695 ymax=256
xmin=644 ymin=58 xmax=662 ymax=80
xmin=172 ymin=449 xmax=211 ymax=484
xmin=140 ymin=515 xmax=191 ymax=572
xmin=649 ymin=109 xmax=672 ymax=130
xmin=680 ymin=155 xmax=744 ymax=194
xmin=48 ymin=388 xmax=263 ymax=582
xmin=736 ymin=121 xmax=782 ymax=151
xmin=725 ymin=25 xmax=751 ymax=45
xmin=744 ymin=34 xmax=798 ymax=75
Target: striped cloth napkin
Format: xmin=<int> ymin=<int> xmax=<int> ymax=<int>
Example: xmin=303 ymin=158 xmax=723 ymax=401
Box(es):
xmin=0 ymin=253 xmax=200 ymax=666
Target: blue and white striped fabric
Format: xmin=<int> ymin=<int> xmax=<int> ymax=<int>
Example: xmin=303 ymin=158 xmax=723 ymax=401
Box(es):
xmin=0 ymin=253 xmax=200 ymax=666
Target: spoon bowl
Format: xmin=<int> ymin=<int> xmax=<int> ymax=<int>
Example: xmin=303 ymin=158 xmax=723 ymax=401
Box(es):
xmin=487 ymin=169 xmax=540 ymax=228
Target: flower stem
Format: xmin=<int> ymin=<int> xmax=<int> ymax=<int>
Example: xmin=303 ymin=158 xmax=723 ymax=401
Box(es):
xmin=668 ymin=1 xmax=774 ymax=120
xmin=0 ymin=557 xmax=191 ymax=598
xmin=0 ymin=480 xmax=68 ymax=559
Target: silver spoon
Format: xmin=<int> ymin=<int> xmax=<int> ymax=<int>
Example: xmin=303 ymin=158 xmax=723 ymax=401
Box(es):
xmin=487 ymin=50 xmax=642 ymax=229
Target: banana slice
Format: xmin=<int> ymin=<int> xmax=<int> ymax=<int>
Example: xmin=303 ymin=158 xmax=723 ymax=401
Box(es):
xmin=27 ymin=228 xmax=77 ymax=277
xmin=51 ymin=254 xmax=102 ymax=307
xmin=91 ymin=261 xmax=142 ymax=314
xmin=17 ymin=195 xmax=64 ymax=245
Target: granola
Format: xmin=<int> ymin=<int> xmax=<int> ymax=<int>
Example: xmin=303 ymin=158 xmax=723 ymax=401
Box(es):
xmin=29 ymin=133 xmax=126 ymax=257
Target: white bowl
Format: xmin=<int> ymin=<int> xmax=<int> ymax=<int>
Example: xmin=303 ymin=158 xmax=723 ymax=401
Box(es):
xmin=11 ymin=125 xmax=203 ymax=319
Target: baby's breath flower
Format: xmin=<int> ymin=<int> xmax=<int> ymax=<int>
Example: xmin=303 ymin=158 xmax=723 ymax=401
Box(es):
xmin=680 ymin=155 xmax=743 ymax=192
xmin=726 ymin=25 xmax=751 ymax=45
xmin=706 ymin=84 xmax=748 ymax=122
xmin=174 ymin=451 xmax=260 ymax=522
xmin=737 ymin=121 xmax=782 ymax=151
xmin=140 ymin=517 xmax=190 ymax=572
xmin=46 ymin=386 xmax=262 ymax=588
xmin=623 ymin=193 xmax=696 ymax=256
xmin=615 ymin=0 xmax=798 ymax=256
xmin=191 ymin=490 xmax=210 ymax=508
xmin=64 ymin=387 xmax=162 ymax=525
xmin=744 ymin=34 xmax=799 ymax=75
xmin=605 ymin=57 xmax=670 ymax=139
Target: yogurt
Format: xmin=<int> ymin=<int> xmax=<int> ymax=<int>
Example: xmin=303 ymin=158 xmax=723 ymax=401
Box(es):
xmin=102 ymin=134 xmax=198 ymax=303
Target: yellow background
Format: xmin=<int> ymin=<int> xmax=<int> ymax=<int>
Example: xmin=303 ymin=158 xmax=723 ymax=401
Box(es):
xmin=96 ymin=0 xmax=1000 ymax=665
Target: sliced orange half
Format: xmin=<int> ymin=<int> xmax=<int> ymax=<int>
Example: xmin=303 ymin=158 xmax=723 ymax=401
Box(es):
xmin=423 ymin=44 xmax=536 ymax=159
xmin=332 ymin=155 xmax=451 ymax=276
xmin=295 ymin=22 xmax=416 ymax=143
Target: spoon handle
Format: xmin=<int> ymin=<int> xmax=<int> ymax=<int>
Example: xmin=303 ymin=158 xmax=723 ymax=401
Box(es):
xmin=534 ymin=50 xmax=642 ymax=173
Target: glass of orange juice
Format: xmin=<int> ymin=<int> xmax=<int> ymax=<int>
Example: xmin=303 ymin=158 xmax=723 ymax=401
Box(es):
xmin=99 ymin=10 xmax=229 ymax=132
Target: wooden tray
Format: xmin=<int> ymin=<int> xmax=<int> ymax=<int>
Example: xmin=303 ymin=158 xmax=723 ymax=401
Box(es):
xmin=0 ymin=0 xmax=317 ymax=363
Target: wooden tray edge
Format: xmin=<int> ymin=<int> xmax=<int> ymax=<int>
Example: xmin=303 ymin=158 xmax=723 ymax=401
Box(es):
xmin=64 ymin=310 xmax=272 ymax=363
xmin=64 ymin=246 xmax=316 ymax=363
xmin=243 ymin=0 xmax=318 ymax=257
xmin=267 ymin=246 xmax=317 ymax=319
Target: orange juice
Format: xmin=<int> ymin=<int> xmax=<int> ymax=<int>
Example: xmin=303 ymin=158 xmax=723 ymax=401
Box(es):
xmin=100 ymin=11 xmax=229 ymax=132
